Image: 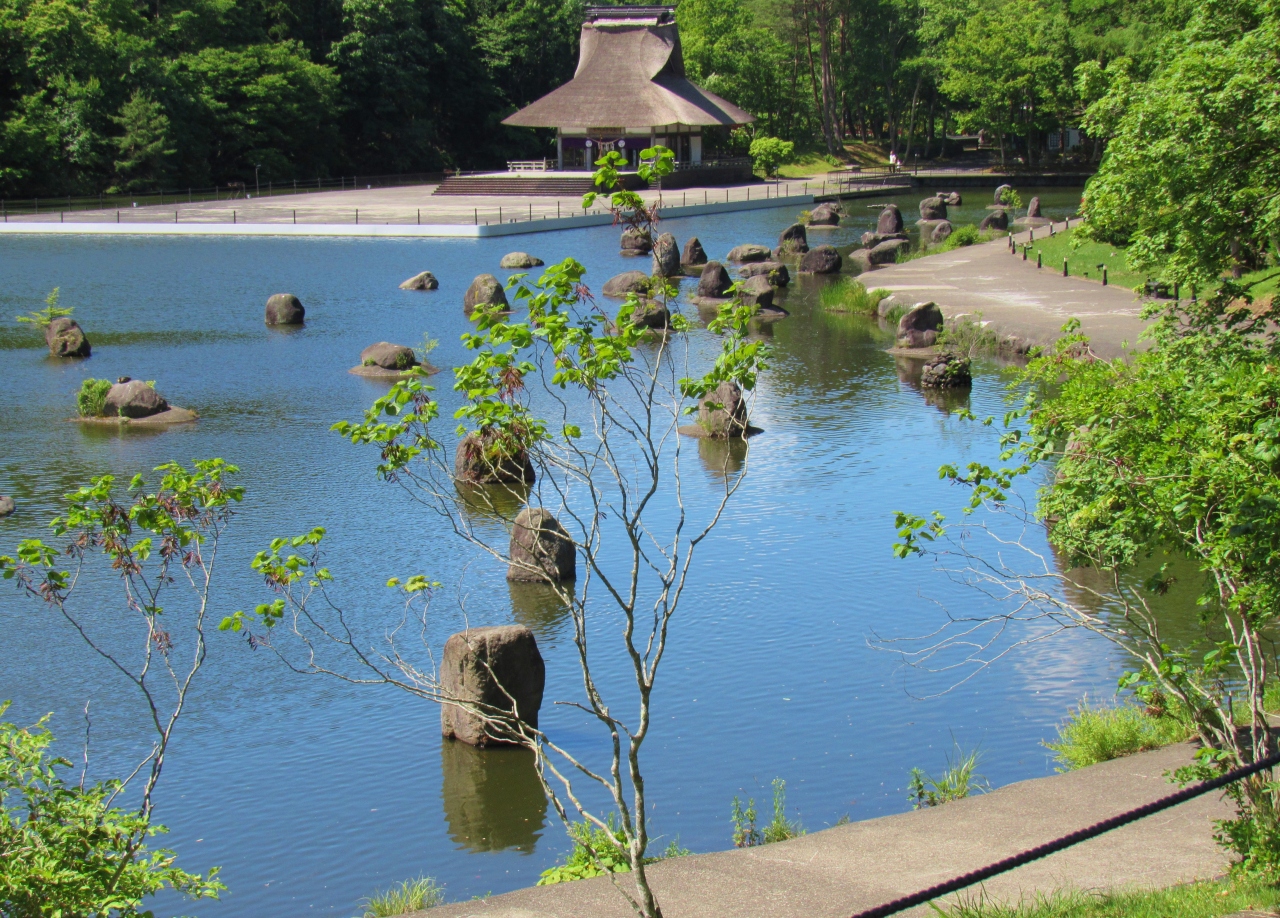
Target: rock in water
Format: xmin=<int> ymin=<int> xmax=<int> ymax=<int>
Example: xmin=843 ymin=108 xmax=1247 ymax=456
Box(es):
xmin=896 ymin=302 xmax=945 ymax=349
xmin=1027 ymin=196 xmax=1042 ymax=218
xmin=620 ymin=228 xmax=652 ymax=256
xmin=500 ymin=252 xmax=544 ymax=269
xmin=507 ymin=508 xmax=576 ymax=582
xmin=454 ymin=428 xmax=535 ymax=484
xmin=848 ymin=250 xmax=875 ymax=274
xmin=697 ymin=380 xmax=750 ymax=438
xmin=360 ymin=342 xmax=417 ymax=370
xmin=738 ymin=275 xmax=775 ymax=310
xmin=463 ymin=274 xmax=508 ymax=315
xmin=602 ymin=271 xmax=651 ymax=298
xmin=726 ymin=244 xmax=771 ymax=263
xmin=860 ymin=231 xmax=910 ymax=248
xmin=399 ymin=271 xmax=439 ymax=290
xmin=104 ymin=379 xmax=168 ymax=418
xmin=45 ymin=317 xmax=90 ymax=358
xmin=652 ymin=233 xmax=681 ymax=277
xmin=777 ymin=223 xmax=809 ymax=256
xmin=930 ymin=221 xmax=954 ymax=245
xmin=869 ymin=239 xmax=911 ymax=265
xmin=941 ymin=192 xmax=962 ymax=206
xmin=877 ymin=205 xmax=904 ymax=235
xmin=0 ymin=495 xmax=13 ymax=517
xmin=979 ymin=210 xmax=1009 ymax=231
xmin=697 ymin=262 xmax=732 ymax=299
xmin=994 ymin=184 xmax=1012 ymax=205
xmin=630 ymin=301 xmax=671 ymax=331
xmin=681 ymin=237 xmax=708 ymax=268
xmin=808 ymin=203 xmax=841 ymax=226
xmin=920 ymin=352 xmax=973 ymax=389
xmin=264 ymin=293 xmax=304 ymax=325
xmin=800 ymin=245 xmax=842 ymax=274
xmin=918 ymin=196 xmax=948 ymax=220
xmin=440 ymin=625 xmax=545 ymax=746
xmin=740 ymin=261 xmax=790 ymax=287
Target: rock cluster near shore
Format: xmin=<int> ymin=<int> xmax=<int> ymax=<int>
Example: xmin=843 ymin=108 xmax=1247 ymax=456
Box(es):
xmin=920 ymin=352 xmax=972 ymax=389
xmin=440 ymin=625 xmax=545 ymax=746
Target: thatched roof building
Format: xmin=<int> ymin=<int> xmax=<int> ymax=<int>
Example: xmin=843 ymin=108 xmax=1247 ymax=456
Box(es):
xmin=503 ymin=6 xmax=754 ymax=170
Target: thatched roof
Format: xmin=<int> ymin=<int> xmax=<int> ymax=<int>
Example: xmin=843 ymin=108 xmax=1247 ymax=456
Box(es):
xmin=502 ymin=6 xmax=754 ymax=131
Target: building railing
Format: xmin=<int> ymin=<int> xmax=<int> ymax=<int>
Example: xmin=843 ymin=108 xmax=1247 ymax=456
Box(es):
xmin=670 ymin=156 xmax=753 ymax=172
xmin=506 ymin=160 xmax=553 ymax=172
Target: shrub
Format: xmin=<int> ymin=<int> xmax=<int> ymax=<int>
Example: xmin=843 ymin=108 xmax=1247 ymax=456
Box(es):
xmin=749 ymin=137 xmax=795 ymax=178
xmin=414 ymin=334 xmax=438 ymax=365
xmin=76 ymin=378 xmax=113 ymax=417
xmin=14 ymin=288 xmax=72 ymax=330
xmin=938 ymin=314 xmax=1001 ymax=357
xmin=946 ymin=224 xmax=983 ymax=248
xmin=820 ymin=277 xmax=891 ymax=314
xmin=908 ymin=745 xmax=988 ymax=808
xmin=0 ymin=703 xmax=222 ymax=915
xmin=731 ymin=778 xmax=805 ymax=847
xmin=360 ymin=876 xmax=445 ymax=917
xmin=1044 ymin=699 xmax=1192 ymax=770
xmin=998 ymin=186 xmax=1023 ymax=210
xmin=538 ymin=817 xmax=687 ymax=885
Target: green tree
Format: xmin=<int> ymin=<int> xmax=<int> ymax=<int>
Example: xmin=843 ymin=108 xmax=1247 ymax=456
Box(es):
xmin=111 ymin=90 xmax=174 ymax=191
xmin=748 ymin=135 xmax=794 ymax=176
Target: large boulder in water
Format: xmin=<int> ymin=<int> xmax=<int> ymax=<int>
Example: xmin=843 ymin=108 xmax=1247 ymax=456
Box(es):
xmin=629 ymin=300 xmax=671 ymax=331
xmin=777 ymin=223 xmax=809 ymax=256
xmin=808 ymin=202 xmax=841 ymax=226
xmin=877 ymin=205 xmax=904 ymax=235
xmin=399 ymin=271 xmax=439 ymax=290
xmin=994 ymin=184 xmax=1013 ymax=205
xmin=265 ymin=293 xmax=304 ymax=325
xmin=45 ymin=317 xmax=90 ymax=358
xmin=740 ymin=261 xmax=790 ymax=287
xmin=800 ymin=245 xmax=842 ymax=274
xmin=360 ymin=342 xmax=417 ymax=371
xmin=918 ymin=196 xmax=948 ymax=220
xmin=1026 ymin=196 xmax=1042 ymax=218
xmin=0 ymin=496 xmax=13 ymax=518
xmin=500 ymin=252 xmax=543 ymax=269
xmin=681 ymin=237 xmax=708 ymax=268
xmin=896 ymin=302 xmax=945 ymax=349
xmin=652 ymin=233 xmax=681 ymax=278
xmin=697 ymin=262 xmax=732 ymax=299
xmin=104 ymin=378 xmax=168 ymax=418
xmin=727 ymin=244 xmax=771 ymax=263
xmin=464 ymin=274 xmax=509 ymax=315
xmin=454 ymin=428 xmax=535 ymax=484
xmin=697 ymin=380 xmax=750 ymax=438
xmin=602 ymin=271 xmax=651 ymax=299
xmin=920 ymin=352 xmax=972 ymax=389
xmin=869 ymin=239 xmax=911 ymax=265
xmin=979 ymin=209 xmax=1009 ymax=231
xmin=620 ymin=228 xmax=652 ymax=256
xmin=440 ymin=625 xmax=545 ymax=746
xmin=507 ymin=508 xmax=575 ymax=583
xmin=930 ymin=221 xmax=954 ymax=245
xmin=738 ymin=275 xmax=775 ymax=310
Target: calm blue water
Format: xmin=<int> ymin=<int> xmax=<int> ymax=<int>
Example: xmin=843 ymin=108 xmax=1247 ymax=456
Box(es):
xmin=0 ymin=188 xmax=1121 ymax=917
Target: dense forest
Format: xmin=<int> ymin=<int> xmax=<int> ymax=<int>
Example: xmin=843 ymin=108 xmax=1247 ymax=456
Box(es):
xmin=0 ymin=0 xmax=1262 ymax=206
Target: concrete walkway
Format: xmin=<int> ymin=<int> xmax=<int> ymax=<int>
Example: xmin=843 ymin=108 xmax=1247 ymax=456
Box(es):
xmin=867 ymin=221 xmax=1149 ymax=359
xmin=421 ymin=743 xmax=1230 ymax=918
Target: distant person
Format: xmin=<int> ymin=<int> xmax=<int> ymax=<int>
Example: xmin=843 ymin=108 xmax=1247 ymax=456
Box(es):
xmin=889 ymin=151 xmax=898 ymax=172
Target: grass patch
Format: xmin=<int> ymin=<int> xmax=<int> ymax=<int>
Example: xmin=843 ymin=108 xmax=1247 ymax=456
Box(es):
xmin=360 ymin=876 xmax=445 ymax=917
xmin=821 ymin=277 xmax=891 ymax=314
xmin=908 ymin=744 xmax=988 ymax=809
xmin=899 ymin=225 xmax=996 ymax=264
xmin=1025 ymin=226 xmax=1147 ymax=290
xmin=537 ymin=817 xmax=688 ymax=885
xmin=938 ymin=314 xmax=1002 ymax=357
xmin=1043 ymin=699 xmax=1193 ymax=771
xmin=936 ymin=874 xmax=1280 ymax=917
xmin=731 ymin=778 xmax=806 ymax=847
xmin=774 ymin=140 xmax=888 ymax=178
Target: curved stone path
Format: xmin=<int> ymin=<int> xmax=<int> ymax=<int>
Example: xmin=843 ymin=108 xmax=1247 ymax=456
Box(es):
xmin=866 ymin=222 xmax=1149 ymax=360
xmin=420 ymin=742 xmax=1229 ymax=917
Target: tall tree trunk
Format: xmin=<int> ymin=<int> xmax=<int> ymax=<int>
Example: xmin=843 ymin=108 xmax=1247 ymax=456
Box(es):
xmin=903 ymin=70 xmax=922 ymax=164
xmin=814 ymin=1 xmax=841 ymax=155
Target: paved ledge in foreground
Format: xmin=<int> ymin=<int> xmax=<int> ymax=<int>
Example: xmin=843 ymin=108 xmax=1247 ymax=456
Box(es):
xmin=419 ymin=743 xmax=1228 ymax=918
xmin=0 ymin=194 xmax=812 ymax=239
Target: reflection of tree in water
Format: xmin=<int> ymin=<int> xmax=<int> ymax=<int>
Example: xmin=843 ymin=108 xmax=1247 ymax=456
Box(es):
xmin=440 ymin=740 xmax=547 ymax=854
xmin=696 ymin=435 xmax=748 ymax=478
xmin=507 ymin=581 xmax=571 ymax=642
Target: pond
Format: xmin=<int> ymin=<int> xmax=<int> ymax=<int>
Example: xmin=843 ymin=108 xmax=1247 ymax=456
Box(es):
xmin=0 ymin=186 xmax=1134 ymax=916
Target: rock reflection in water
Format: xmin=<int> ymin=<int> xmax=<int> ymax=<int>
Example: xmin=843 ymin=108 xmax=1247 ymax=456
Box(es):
xmin=440 ymin=739 xmax=547 ymax=853
xmin=508 ymin=580 xmax=572 ymax=641
xmin=696 ymin=435 xmax=748 ymax=478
